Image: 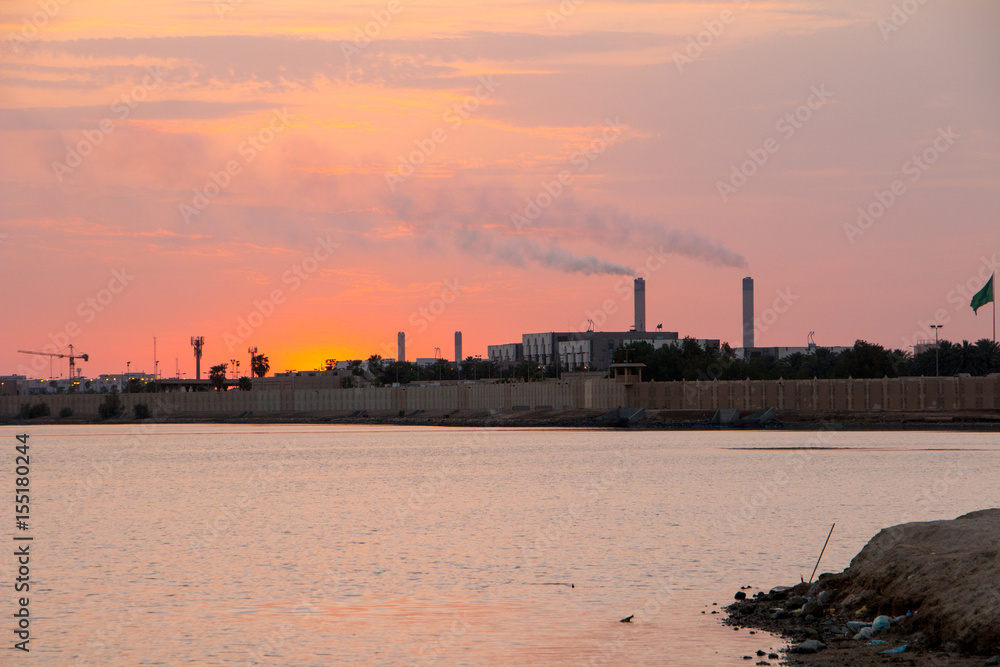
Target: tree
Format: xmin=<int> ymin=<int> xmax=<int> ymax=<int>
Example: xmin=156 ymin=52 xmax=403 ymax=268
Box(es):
xmin=209 ymin=363 xmax=228 ymax=391
xmin=98 ymin=391 xmax=123 ymax=419
xmin=251 ymin=353 xmax=270 ymax=378
xmin=366 ymin=355 xmax=384 ymax=380
xmin=833 ymin=340 xmax=897 ymax=379
xmin=238 ymin=377 xmax=253 ymax=391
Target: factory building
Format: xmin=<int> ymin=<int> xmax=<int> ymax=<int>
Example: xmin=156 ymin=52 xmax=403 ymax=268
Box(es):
xmin=487 ymin=343 xmax=523 ymax=365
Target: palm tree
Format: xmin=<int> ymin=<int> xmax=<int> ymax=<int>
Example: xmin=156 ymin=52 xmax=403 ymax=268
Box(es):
xmin=251 ymin=353 xmax=270 ymax=378
xmin=209 ymin=363 xmax=228 ymax=391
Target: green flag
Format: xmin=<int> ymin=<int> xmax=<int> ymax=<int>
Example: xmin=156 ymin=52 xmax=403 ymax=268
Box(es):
xmin=970 ymin=274 xmax=994 ymax=315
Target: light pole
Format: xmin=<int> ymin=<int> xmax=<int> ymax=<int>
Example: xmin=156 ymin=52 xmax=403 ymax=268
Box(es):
xmin=930 ymin=324 xmax=943 ymax=377
xmin=126 ymin=361 xmax=130 ymax=392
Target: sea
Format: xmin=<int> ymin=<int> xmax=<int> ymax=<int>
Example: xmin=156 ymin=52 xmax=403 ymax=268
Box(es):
xmin=3 ymin=424 xmax=997 ymax=666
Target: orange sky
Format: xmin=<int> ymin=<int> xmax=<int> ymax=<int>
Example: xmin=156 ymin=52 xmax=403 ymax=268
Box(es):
xmin=2 ymin=0 xmax=998 ymax=378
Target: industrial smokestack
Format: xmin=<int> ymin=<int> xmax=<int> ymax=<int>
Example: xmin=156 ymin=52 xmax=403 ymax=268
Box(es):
xmin=455 ymin=331 xmax=462 ymax=369
xmin=634 ymin=277 xmax=646 ymax=332
xmin=397 ymin=332 xmax=405 ymax=363
xmin=742 ymin=277 xmax=754 ymax=353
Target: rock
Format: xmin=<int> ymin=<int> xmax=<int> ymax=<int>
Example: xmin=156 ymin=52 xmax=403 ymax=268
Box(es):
xmin=801 ymin=597 xmax=823 ymax=616
xmin=790 ymin=639 xmax=827 ymax=654
xmin=756 ymin=649 xmax=766 ymax=656
xmin=984 ymin=656 xmax=1000 ymax=666
xmin=769 ymin=586 xmax=791 ymax=600
xmin=846 ymin=621 xmax=870 ymax=633
xmin=943 ymin=641 xmax=961 ymax=653
xmin=785 ymin=596 xmax=807 ymax=610
xmin=735 ymin=591 xmax=747 ymax=600
xmin=768 ymin=654 xmax=779 ymax=660
xmin=791 ymin=582 xmax=811 ymax=596
xmin=771 ymin=609 xmax=791 ymax=620
xmin=817 ymin=589 xmax=835 ymax=606
xmin=872 ymin=615 xmax=891 ymax=632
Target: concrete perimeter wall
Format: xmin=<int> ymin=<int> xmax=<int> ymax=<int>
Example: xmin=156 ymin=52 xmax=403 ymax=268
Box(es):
xmin=2 ymin=376 xmax=997 ymax=419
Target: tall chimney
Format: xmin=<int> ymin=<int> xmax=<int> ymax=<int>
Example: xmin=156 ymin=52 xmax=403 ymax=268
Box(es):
xmin=455 ymin=331 xmax=462 ymax=369
xmin=397 ymin=332 xmax=405 ymax=363
xmin=742 ymin=277 xmax=754 ymax=353
xmin=634 ymin=277 xmax=646 ymax=332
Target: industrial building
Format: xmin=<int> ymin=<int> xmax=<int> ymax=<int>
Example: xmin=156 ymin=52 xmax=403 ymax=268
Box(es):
xmin=488 ymin=277 xmax=697 ymax=371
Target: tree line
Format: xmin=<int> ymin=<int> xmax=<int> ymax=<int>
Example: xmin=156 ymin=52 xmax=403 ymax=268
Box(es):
xmin=609 ymin=338 xmax=1000 ymax=382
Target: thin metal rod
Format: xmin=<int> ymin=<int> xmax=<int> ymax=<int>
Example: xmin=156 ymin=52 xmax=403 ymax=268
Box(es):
xmin=808 ymin=523 xmax=836 ymax=584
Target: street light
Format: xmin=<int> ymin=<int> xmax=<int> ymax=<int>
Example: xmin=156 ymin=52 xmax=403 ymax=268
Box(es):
xmin=930 ymin=324 xmax=943 ymax=377
xmin=126 ymin=361 xmax=130 ymax=392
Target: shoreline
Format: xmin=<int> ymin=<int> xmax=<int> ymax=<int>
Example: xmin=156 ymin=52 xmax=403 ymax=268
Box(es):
xmin=725 ymin=510 xmax=1000 ymax=666
xmin=4 ymin=408 xmax=1000 ymax=430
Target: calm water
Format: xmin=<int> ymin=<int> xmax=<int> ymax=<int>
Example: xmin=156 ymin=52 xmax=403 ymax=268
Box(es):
xmin=3 ymin=425 xmax=998 ymax=666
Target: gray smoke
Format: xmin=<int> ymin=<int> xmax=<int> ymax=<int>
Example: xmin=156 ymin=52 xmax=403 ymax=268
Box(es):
xmin=458 ymin=230 xmax=635 ymax=276
xmin=580 ymin=207 xmax=748 ymax=269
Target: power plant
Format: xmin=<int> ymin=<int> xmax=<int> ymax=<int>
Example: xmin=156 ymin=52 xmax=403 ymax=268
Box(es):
xmin=742 ymin=277 xmax=754 ymax=353
xmin=634 ymin=277 xmax=646 ymax=332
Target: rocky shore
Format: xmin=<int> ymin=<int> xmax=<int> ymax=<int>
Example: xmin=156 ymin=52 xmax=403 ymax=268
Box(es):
xmin=726 ymin=509 xmax=1000 ymax=666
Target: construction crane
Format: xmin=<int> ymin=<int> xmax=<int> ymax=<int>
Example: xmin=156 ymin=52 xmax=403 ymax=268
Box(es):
xmin=18 ymin=344 xmax=89 ymax=380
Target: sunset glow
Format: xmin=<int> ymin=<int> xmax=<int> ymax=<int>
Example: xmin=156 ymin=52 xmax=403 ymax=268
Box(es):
xmin=2 ymin=0 xmax=998 ymax=379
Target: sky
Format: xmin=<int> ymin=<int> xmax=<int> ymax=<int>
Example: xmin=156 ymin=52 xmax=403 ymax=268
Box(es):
xmin=1 ymin=0 xmax=998 ymax=379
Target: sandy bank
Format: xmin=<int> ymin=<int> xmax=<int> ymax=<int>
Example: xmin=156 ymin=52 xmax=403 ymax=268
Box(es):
xmin=726 ymin=510 xmax=1000 ymax=665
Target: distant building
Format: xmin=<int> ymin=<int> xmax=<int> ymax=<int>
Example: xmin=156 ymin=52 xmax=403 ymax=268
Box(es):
xmin=397 ymin=332 xmax=406 ymax=363
xmin=0 ymin=375 xmax=28 ymax=396
xmin=487 ymin=343 xmax=523 ymax=365
xmin=254 ymin=368 xmax=345 ymax=391
xmin=498 ymin=330 xmax=681 ymax=371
